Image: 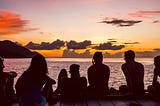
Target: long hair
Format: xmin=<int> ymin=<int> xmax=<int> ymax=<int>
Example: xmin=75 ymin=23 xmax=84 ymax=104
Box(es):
xmin=58 ymin=69 xmax=67 ymax=82
xmin=28 ymin=54 xmax=48 ymax=84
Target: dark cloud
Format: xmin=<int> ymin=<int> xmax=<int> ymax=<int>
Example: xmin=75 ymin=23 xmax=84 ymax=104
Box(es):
xmin=108 ymin=38 xmax=117 ymax=40
xmin=25 ymin=39 xmax=65 ymax=50
xmin=62 ymin=48 xmax=160 ymax=58
xmin=136 ymin=50 xmax=159 ymax=58
xmin=66 ymin=40 xmax=91 ymax=49
xmin=62 ymin=49 xmax=92 ymax=58
xmin=153 ymin=20 xmax=160 ymax=23
xmin=0 ymin=9 xmax=37 ymax=35
xmin=153 ymin=48 xmax=160 ymax=51
xmin=100 ymin=17 xmax=142 ymax=27
xmin=124 ymin=42 xmax=140 ymax=44
xmin=15 ymin=42 xmax=22 ymax=46
xmin=39 ymin=32 xmax=54 ymax=36
xmin=107 ymin=38 xmax=117 ymax=43
xmin=109 ymin=40 xmax=117 ymax=43
xmin=93 ymin=42 xmax=125 ymax=50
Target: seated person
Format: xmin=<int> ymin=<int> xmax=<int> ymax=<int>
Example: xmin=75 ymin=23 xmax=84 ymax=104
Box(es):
xmin=41 ymin=76 xmax=56 ymax=105
xmin=15 ymin=54 xmax=55 ymax=106
xmin=87 ymin=52 xmax=110 ymax=98
xmin=54 ymin=69 xmax=68 ymax=95
xmin=121 ymin=50 xmax=144 ymax=96
xmin=152 ymin=55 xmax=160 ymax=86
xmin=61 ymin=64 xmax=87 ymax=101
xmin=0 ymin=57 xmax=17 ymax=105
xmin=148 ymin=56 xmax=160 ymax=97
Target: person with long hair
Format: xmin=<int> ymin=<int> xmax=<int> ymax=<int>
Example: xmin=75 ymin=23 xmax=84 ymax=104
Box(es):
xmin=87 ymin=52 xmax=110 ymax=98
xmin=15 ymin=54 xmax=55 ymax=106
xmin=54 ymin=69 xmax=68 ymax=95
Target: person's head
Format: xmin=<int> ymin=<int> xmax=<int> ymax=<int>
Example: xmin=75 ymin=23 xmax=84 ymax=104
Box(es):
xmin=58 ymin=69 xmax=68 ymax=80
xmin=0 ymin=56 xmax=5 ymax=72
xmin=28 ymin=54 xmax=48 ymax=78
xmin=124 ymin=50 xmax=135 ymax=62
xmin=69 ymin=64 xmax=80 ymax=79
xmin=92 ymin=52 xmax=103 ymax=64
xmin=154 ymin=55 xmax=160 ymax=68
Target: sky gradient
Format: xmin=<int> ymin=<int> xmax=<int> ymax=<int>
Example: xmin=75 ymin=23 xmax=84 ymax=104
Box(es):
xmin=0 ymin=0 xmax=160 ymax=57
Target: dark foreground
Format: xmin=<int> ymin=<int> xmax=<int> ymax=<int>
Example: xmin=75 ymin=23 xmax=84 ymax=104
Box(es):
xmin=12 ymin=100 xmax=160 ymax=106
xmin=11 ymin=95 xmax=160 ymax=106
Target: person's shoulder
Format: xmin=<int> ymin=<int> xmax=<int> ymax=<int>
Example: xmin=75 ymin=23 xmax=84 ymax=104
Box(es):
xmin=121 ymin=63 xmax=127 ymax=68
xmin=135 ymin=61 xmax=144 ymax=67
xmin=88 ymin=65 xmax=94 ymax=71
xmin=121 ymin=63 xmax=128 ymax=71
xmin=102 ymin=64 xmax=110 ymax=69
xmin=62 ymin=77 xmax=71 ymax=83
xmin=88 ymin=65 xmax=94 ymax=69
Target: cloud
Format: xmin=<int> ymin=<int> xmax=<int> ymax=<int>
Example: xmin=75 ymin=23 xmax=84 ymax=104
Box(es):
xmin=153 ymin=48 xmax=160 ymax=51
xmin=136 ymin=49 xmax=160 ymax=58
xmin=153 ymin=20 xmax=160 ymax=23
xmin=107 ymin=38 xmax=117 ymax=43
xmin=100 ymin=17 xmax=142 ymax=27
xmin=25 ymin=39 xmax=65 ymax=50
xmin=128 ymin=10 xmax=160 ymax=18
xmin=62 ymin=48 xmax=160 ymax=58
xmin=62 ymin=49 xmax=92 ymax=58
xmin=124 ymin=42 xmax=140 ymax=44
xmin=0 ymin=9 xmax=37 ymax=35
xmin=108 ymin=38 xmax=117 ymax=40
xmin=66 ymin=40 xmax=91 ymax=49
xmin=93 ymin=42 xmax=125 ymax=50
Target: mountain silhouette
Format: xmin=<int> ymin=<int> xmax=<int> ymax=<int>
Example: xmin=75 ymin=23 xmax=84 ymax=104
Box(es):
xmin=0 ymin=40 xmax=38 ymax=58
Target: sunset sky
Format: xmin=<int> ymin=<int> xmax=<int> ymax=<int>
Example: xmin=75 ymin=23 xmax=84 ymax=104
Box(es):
xmin=0 ymin=0 xmax=160 ymax=57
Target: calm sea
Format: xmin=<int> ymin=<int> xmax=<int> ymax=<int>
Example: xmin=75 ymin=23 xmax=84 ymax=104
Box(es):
xmin=3 ymin=58 xmax=155 ymax=90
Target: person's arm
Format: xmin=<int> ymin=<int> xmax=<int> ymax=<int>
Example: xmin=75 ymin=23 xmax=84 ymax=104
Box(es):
xmin=152 ymin=68 xmax=158 ymax=86
xmin=121 ymin=65 xmax=128 ymax=82
xmin=105 ymin=66 xmax=110 ymax=93
xmin=0 ymin=74 xmax=8 ymax=96
xmin=41 ymin=76 xmax=56 ymax=98
xmin=87 ymin=67 xmax=93 ymax=86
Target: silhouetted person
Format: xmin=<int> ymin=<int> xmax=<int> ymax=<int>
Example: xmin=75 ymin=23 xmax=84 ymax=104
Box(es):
xmin=121 ymin=50 xmax=144 ymax=95
xmin=152 ymin=55 xmax=160 ymax=86
xmin=147 ymin=56 xmax=160 ymax=98
xmin=54 ymin=69 xmax=68 ymax=95
xmin=61 ymin=64 xmax=87 ymax=101
xmin=0 ymin=56 xmax=17 ymax=106
xmin=87 ymin=52 xmax=110 ymax=98
xmin=15 ymin=54 xmax=55 ymax=106
xmin=41 ymin=76 xmax=56 ymax=105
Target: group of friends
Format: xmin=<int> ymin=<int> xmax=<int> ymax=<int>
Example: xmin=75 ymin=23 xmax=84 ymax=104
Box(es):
xmin=0 ymin=50 xmax=160 ymax=106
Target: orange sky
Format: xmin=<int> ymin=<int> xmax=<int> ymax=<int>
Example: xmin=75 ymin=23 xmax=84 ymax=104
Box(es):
xmin=0 ymin=0 xmax=160 ymax=57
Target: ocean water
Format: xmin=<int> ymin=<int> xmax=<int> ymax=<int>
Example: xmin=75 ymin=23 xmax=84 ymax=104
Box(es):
xmin=3 ymin=58 xmax=155 ymax=90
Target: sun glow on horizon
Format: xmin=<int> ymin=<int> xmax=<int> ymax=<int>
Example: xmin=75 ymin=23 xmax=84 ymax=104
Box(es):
xmin=31 ymin=50 xmax=63 ymax=58
xmin=0 ymin=0 xmax=160 ymax=58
